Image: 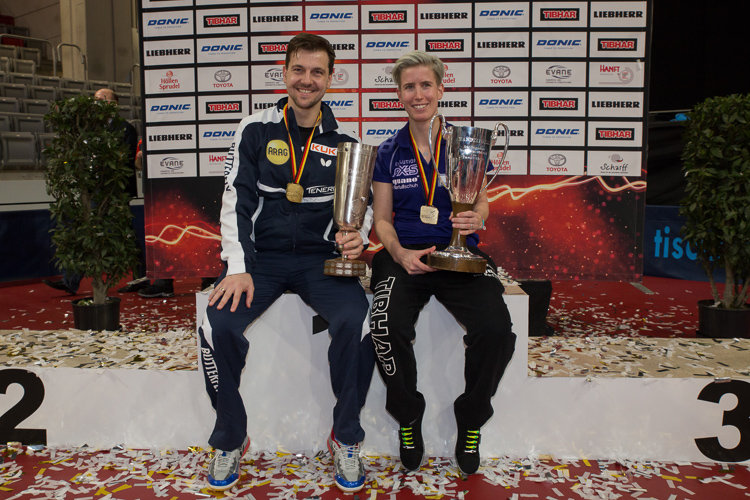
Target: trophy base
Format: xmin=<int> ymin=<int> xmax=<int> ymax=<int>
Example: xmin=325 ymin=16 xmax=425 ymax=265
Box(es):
xmin=426 ymin=250 xmax=487 ymax=274
xmin=324 ymin=257 xmax=367 ymax=277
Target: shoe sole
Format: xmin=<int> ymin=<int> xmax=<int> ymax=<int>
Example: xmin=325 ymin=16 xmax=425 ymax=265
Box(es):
xmin=138 ymin=292 xmax=175 ymax=298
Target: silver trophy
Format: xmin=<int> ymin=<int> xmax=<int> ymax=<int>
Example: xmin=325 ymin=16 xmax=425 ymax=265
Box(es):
xmin=324 ymin=142 xmax=378 ymax=277
xmin=426 ymin=114 xmax=510 ymax=273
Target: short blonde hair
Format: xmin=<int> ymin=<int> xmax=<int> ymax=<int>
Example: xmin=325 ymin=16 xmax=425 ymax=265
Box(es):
xmin=392 ymin=50 xmax=444 ymax=89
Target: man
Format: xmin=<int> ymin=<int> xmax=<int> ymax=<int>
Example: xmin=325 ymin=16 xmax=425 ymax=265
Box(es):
xmin=199 ymin=33 xmax=374 ymax=493
xmin=44 ymin=89 xmax=140 ymax=294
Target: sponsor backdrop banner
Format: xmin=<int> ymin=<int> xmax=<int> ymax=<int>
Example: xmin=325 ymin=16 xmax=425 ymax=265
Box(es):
xmin=138 ymin=0 xmax=651 ymax=281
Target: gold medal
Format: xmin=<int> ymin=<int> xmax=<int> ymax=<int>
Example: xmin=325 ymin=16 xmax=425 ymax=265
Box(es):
xmin=286 ymin=182 xmax=304 ymax=203
xmin=420 ymin=205 xmax=439 ymax=225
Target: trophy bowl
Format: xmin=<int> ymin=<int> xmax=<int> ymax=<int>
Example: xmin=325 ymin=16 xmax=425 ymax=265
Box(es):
xmin=324 ymin=142 xmax=378 ymax=277
xmin=425 ymin=114 xmax=510 ymax=273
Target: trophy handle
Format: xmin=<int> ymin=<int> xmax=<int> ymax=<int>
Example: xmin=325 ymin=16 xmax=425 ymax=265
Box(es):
xmin=428 ymin=114 xmax=449 ymax=190
xmin=479 ymin=122 xmax=510 ymax=196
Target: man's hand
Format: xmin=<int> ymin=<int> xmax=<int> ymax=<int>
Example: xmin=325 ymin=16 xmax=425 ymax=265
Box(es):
xmin=209 ymin=273 xmax=254 ymax=312
xmin=336 ymin=230 xmax=364 ymax=260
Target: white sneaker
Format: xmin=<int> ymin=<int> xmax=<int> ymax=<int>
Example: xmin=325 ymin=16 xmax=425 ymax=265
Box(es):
xmin=327 ymin=431 xmax=365 ymax=492
xmin=207 ymin=436 xmax=250 ymax=491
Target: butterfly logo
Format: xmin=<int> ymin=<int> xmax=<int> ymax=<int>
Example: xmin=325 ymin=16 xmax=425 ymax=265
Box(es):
xmin=321 ymin=158 xmax=332 ymax=167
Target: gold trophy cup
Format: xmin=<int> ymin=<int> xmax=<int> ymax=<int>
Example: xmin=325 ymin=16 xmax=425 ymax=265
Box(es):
xmin=425 ymin=114 xmax=510 ymax=273
xmin=324 ymin=142 xmax=378 ymax=277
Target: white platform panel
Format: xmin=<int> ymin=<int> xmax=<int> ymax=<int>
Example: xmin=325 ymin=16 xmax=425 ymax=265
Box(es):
xmin=2 ymin=292 xmax=747 ymax=463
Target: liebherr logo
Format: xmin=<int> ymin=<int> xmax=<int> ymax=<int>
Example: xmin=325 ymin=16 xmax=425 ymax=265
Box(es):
xmin=370 ymin=276 xmax=396 ymax=376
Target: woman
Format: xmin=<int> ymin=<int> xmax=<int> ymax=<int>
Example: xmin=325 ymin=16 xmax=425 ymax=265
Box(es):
xmin=370 ymin=50 xmax=516 ymax=475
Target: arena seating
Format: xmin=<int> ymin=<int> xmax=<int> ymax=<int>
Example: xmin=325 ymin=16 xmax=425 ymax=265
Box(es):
xmin=0 ymin=42 xmax=142 ymax=171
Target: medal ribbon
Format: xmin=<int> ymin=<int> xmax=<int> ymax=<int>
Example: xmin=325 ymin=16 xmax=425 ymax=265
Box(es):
xmin=283 ymin=104 xmax=321 ymax=184
xmin=409 ymin=126 xmax=442 ymax=205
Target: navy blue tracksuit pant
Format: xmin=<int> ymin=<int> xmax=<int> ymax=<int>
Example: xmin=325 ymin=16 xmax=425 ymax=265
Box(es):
xmin=199 ymin=252 xmax=375 ymax=451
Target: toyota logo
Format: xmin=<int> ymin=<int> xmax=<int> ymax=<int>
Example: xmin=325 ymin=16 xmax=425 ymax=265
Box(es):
xmin=214 ymin=70 xmax=232 ymax=82
xmin=548 ymin=154 xmax=567 ymax=166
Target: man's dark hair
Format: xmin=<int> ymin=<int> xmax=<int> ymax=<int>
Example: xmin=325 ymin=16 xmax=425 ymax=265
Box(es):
xmin=285 ymin=32 xmax=335 ymax=74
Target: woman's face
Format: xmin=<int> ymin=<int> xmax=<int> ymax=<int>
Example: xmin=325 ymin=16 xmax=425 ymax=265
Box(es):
xmin=396 ymin=64 xmax=444 ymax=123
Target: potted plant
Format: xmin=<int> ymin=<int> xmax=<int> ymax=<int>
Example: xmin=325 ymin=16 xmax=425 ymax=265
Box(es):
xmin=679 ymin=93 xmax=750 ymax=338
xmin=44 ymin=94 xmax=140 ymax=331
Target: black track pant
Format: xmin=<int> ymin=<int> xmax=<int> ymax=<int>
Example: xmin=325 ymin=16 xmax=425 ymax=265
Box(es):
xmin=369 ymin=244 xmax=516 ymax=429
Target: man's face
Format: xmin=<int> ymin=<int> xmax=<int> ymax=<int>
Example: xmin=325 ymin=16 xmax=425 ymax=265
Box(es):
xmin=94 ymin=89 xmax=117 ymax=103
xmin=283 ymin=49 xmax=332 ymax=112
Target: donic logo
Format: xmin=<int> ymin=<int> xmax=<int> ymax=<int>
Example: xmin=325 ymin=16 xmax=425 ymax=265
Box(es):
xmin=147 ymin=18 xmax=189 ymax=26
xmin=310 ymin=12 xmax=353 ymax=20
xmin=150 ymin=104 xmax=191 ymax=111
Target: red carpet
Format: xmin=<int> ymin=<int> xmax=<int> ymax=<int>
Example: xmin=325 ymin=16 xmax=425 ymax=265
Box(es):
xmin=0 ymin=274 xmax=716 ymax=337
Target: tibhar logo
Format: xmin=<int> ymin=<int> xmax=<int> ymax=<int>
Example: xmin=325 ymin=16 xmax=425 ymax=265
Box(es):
xmin=371 ymin=276 xmax=396 ymax=376
xmin=259 ymin=42 xmax=287 ymax=54
xmin=597 ymin=128 xmax=634 ymax=140
xmin=541 ymin=9 xmax=579 ymax=20
xmin=599 ymin=39 xmax=637 ymax=51
xmin=204 ymin=15 xmax=240 ymax=27
xmin=206 ymin=102 xmax=241 ymax=113
xmin=540 ymin=98 xmax=578 ymax=110
xmin=370 ymin=99 xmax=404 ymax=111
xmin=369 ymin=11 xmax=407 ymax=23
xmin=426 ymin=40 xmax=464 ymax=52
xmin=159 ymin=157 xmax=184 ymax=170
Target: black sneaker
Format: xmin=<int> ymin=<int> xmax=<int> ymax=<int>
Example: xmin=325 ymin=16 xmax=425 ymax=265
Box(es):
xmin=398 ymin=416 xmax=425 ymax=471
xmin=117 ymin=277 xmax=150 ymax=293
xmin=201 ymin=278 xmax=216 ymax=291
xmin=42 ymin=279 xmax=76 ymax=295
xmin=455 ymin=425 xmax=481 ymax=475
xmin=138 ymin=284 xmax=175 ymax=298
